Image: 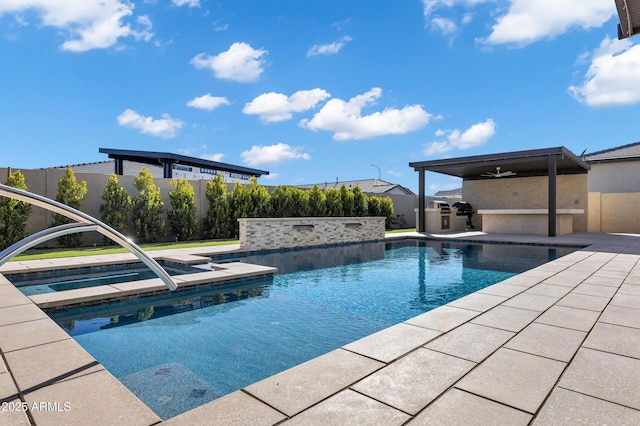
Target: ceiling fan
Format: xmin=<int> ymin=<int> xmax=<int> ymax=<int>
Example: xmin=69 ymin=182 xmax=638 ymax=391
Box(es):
xmin=481 ymin=166 xmax=517 ymax=178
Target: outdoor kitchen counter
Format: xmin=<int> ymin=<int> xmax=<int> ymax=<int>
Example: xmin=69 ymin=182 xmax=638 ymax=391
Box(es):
xmin=477 ymin=209 xmax=584 ymax=236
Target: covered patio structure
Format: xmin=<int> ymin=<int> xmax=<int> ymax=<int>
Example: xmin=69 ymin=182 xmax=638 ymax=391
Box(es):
xmin=409 ymin=147 xmax=590 ymax=237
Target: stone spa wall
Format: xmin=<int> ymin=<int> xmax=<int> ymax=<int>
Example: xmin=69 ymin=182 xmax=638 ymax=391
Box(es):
xmin=238 ymin=217 xmax=386 ymax=251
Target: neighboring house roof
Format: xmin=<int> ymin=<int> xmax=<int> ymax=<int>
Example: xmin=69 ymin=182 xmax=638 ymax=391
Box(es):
xmin=296 ymin=179 xmax=415 ymax=195
xmin=584 ymin=141 xmax=640 ymax=163
xmin=433 ymin=188 xmax=462 ymax=198
xmin=48 ymin=160 xmax=163 ymax=177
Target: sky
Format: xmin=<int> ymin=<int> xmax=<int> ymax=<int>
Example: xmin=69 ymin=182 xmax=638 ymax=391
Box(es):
xmin=1 ymin=0 xmax=639 ymax=195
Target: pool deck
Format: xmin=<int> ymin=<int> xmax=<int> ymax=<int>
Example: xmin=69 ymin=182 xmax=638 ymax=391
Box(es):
xmin=2 ymin=232 xmax=640 ymax=424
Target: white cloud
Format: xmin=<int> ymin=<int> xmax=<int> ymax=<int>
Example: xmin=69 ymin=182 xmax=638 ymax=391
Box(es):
xmin=190 ymin=42 xmax=267 ymax=83
xmin=186 ymin=94 xmax=230 ymax=111
xmin=300 ymin=88 xmax=432 ymax=140
xmin=243 ymin=89 xmax=331 ymax=123
xmin=423 ymin=119 xmax=496 ymax=156
xmin=261 ymin=172 xmax=280 ymax=180
xmin=117 ymin=109 xmax=183 ymax=138
xmin=422 ymin=0 xmax=615 ymax=46
xmin=201 ymin=153 xmax=224 ymax=162
xmin=241 ymin=143 xmax=311 ymax=167
xmin=0 ymin=0 xmax=154 ymax=52
xmin=307 ymin=35 xmax=352 ymax=57
xmin=569 ymin=37 xmax=640 ymax=107
xmin=431 ymin=17 xmax=457 ymax=35
xmin=484 ymin=0 xmax=615 ymax=46
xmin=172 ymin=0 xmax=200 ymax=7
xmin=388 ymin=170 xmax=402 ymax=177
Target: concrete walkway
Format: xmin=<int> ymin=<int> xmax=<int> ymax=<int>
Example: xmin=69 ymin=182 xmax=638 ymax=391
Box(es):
xmin=2 ymin=232 xmax=640 ymax=424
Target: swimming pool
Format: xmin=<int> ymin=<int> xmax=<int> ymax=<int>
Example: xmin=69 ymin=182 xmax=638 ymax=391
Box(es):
xmin=7 ymin=260 xmax=205 ymax=296
xmin=47 ymin=239 xmax=575 ymax=420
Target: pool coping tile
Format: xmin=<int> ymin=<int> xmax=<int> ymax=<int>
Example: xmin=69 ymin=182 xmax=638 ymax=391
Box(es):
xmin=244 ymin=348 xmax=384 ymax=417
xmin=343 ymin=323 xmax=441 ymax=363
xmin=162 ymin=390 xmax=286 ymax=426
xmin=404 ymin=305 xmax=480 ymax=332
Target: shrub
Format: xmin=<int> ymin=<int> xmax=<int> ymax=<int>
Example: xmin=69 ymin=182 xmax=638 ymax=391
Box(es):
xmin=379 ymin=196 xmax=395 ymax=229
xmin=352 ymin=186 xmax=368 ymax=217
xmin=367 ymin=196 xmax=381 ymax=217
xmin=99 ymin=174 xmax=132 ymax=244
xmin=324 ymin=188 xmax=343 ymax=217
xmin=0 ymin=170 xmax=32 ymax=250
xmin=339 ymin=185 xmax=355 ymax=217
xmin=132 ymin=168 xmax=164 ymax=243
xmin=229 ymin=182 xmax=252 ymax=237
xmin=203 ymin=175 xmax=233 ymax=239
xmin=247 ymin=176 xmax=269 ymax=217
xmin=50 ymin=167 xmax=88 ymax=248
xmin=307 ymin=185 xmax=326 ymax=217
xmin=168 ymin=178 xmax=198 ymax=241
xmin=268 ymin=186 xmax=293 ymax=217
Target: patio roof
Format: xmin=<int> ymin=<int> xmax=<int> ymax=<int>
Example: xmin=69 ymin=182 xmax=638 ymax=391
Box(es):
xmin=615 ymin=0 xmax=640 ymax=39
xmin=409 ymin=147 xmax=589 ymax=237
xmin=409 ymin=147 xmax=590 ymax=180
xmin=99 ymin=148 xmax=269 ymax=179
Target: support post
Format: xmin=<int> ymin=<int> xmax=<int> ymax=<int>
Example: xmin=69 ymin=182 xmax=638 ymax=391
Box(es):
xmin=418 ymin=169 xmax=425 ymax=232
xmin=548 ymin=155 xmax=557 ymax=237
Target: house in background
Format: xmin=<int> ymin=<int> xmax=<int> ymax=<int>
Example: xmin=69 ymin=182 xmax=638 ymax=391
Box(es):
xmin=584 ymin=141 xmax=640 ymax=233
xmin=295 ymin=179 xmax=414 ymax=196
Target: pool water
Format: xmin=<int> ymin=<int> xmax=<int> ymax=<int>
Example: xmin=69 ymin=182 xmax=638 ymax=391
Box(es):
xmin=49 ymin=240 xmax=575 ymax=420
xmin=7 ymin=261 xmax=205 ymax=296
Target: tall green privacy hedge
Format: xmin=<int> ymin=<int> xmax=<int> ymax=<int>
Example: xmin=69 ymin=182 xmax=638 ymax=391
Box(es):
xmin=203 ymin=177 xmax=394 ymax=239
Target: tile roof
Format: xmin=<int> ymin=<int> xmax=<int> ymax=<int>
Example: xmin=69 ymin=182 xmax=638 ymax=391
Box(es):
xmin=295 ymin=179 xmax=415 ymax=195
xmin=584 ymin=141 xmax=640 ymax=163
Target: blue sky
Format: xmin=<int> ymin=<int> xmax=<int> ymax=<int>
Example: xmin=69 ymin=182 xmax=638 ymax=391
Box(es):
xmin=1 ymin=0 xmax=639 ymax=194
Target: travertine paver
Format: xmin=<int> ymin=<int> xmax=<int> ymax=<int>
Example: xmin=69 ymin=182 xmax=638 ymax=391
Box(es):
xmin=352 ymin=348 xmax=475 ymax=415
xmin=599 ymin=304 xmax=640 ymax=329
xmin=572 ymin=283 xmax=618 ymax=298
xmin=618 ymin=284 xmax=640 ymax=296
xmin=534 ymin=305 xmax=600 ymax=332
xmin=557 ymin=293 xmax=611 ymax=312
xmin=446 ymin=292 xmax=506 ymax=312
xmin=244 ymin=349 xmax=383 ymax=417
xmin=0 ymin=370 xmax=19 ymax=400
xmin=0 ymin=303 xmax=48 ymax=327
xmin=471 ymin=305 xmax=539 ymax=332
xmin=477 ymin=283 xmax=526 ymax=298
xmin=404 ymin=305 xmax=480 ymax=332
xmin=534 ymin=387 xmax=640 ymax=425
xmin=409 ymin=388 xmax=532 ymax=426
xmin=0 ymin=399 xmax=31 ymax=425
xmin=5 ymin=338 xmax=104 ymax=392
xmin=560 ymin=348 xmax=640 ymax=410
xmin=0 ymin=318 xmax=70 ymax=352
xmin=343 ymin=323 xmax=441 ymax=363
xmin=504 ymin=322 xmax=586 ymax=362
xmin=456 ymin=348 xmax=566 ymax=414
xmin=425 ymin=322 xmax=514 ymax=363
xmin=284 ymin=389 xmax=410 ymax=426
xmin=0 ymin=285 xmax=32 ymax=308
xmin=502 ymin=293 xmax=558 ymax=312
xmin=24 ymin=370 xmax=160 ymax=426
xmin=583 ymin=322 xmax=640 ymax=359
xmin=499 ymin=274 xmax=544 ymax=288
xmin=610 ymin=293 xmax=640 ymax=309
xmin=526 ymin=283 xmax=573 ymax=298
xmin=163 ymin=391 xmax=286 ymax=426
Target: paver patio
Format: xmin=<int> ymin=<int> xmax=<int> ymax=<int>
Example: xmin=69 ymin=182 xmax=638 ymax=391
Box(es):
xmin=2 ymin=232 xmax=640 ymax=424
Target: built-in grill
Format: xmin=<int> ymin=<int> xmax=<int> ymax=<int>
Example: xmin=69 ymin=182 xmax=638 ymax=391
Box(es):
xmin=452 ymin=201 xmax=474 ymax=230
xmin=452 ymin=201 xmax=472 ymax=216
xmin=428 ymin=200 xmax=451 ymax=213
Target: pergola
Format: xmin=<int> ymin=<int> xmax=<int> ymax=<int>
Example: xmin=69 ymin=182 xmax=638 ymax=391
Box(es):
xmin=99 ymin=148 xmax=269 ymax=179
xmin=409 ymin=147 xmax=590 ymax=237
xmin=615 ymin=0 xmax=640 ymax=39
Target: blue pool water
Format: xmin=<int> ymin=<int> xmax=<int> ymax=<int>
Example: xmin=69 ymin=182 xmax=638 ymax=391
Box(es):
xmin=49 ymin=240 xmax=575 ymax=420
xmin=8 ymin=261 xmax=204 ymax=296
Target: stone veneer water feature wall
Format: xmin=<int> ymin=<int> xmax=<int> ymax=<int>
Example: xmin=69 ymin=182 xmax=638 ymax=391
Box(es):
xmin=238 ymin=217 xmax=386 ymax=251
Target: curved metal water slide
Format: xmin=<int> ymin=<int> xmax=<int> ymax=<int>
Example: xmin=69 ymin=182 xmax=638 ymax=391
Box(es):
xmin=0 ymin=183 xmax=178 ymax=291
